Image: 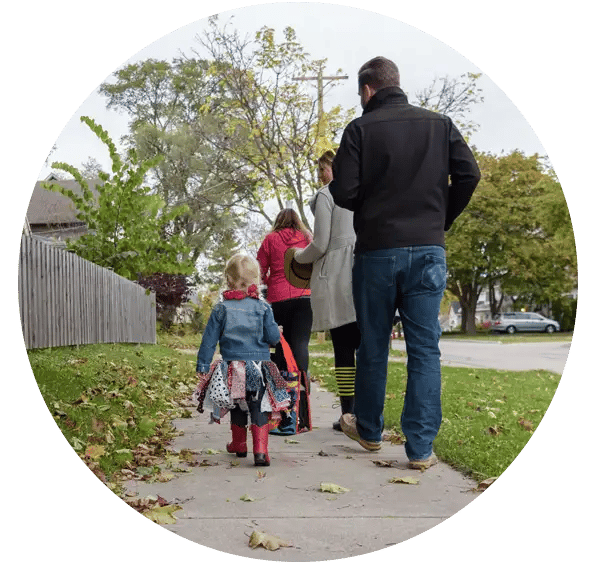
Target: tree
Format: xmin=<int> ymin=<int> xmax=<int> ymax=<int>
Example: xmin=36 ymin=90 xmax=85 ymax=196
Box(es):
xmin=99 ymin=58 xmax=238 ymax=265
xmin=43 ymin=116 xmax=194 ymax=280
xmin=189 ymin=17 xmax=355 ymax=228
xmin=445 ymin=151 xmax=577 ymax=333
xmin=414 ymin=72 xmax=484 ymax=139
xmin=81 ymin=157 xmax=105 ymax=179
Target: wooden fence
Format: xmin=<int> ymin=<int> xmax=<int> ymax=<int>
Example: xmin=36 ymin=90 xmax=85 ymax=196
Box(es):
xmin=18 ymin=236 xmax=156 ymax=349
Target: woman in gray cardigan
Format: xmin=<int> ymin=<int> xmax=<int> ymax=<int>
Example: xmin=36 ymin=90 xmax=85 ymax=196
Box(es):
xmin=294 ymin=150 xmax=361 ymax=430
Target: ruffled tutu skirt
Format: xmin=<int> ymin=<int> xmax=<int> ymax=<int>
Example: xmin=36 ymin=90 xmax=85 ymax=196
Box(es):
xmin=192 ymin=359 xmax=290 ymax=423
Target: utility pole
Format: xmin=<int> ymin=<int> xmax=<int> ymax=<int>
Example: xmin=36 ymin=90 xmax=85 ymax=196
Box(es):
xmin=293 ymin=63 xmax=348 ymax=142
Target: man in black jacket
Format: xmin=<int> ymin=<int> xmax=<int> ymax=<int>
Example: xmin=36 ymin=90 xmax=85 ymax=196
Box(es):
xmin=329 ymin=56 xmax=480 ymax=469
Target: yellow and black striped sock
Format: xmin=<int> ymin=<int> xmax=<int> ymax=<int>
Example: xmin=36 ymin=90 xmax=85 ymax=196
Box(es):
xmin=335 ymin=367 xmax=355 ymax=397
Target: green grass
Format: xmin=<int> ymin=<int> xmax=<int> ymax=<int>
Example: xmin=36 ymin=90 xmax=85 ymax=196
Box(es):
xmin=156 ymin=324 xmax=200 ymax=350
xmin=441 ymin=331 xmax=573 ymax=343
xmin=28 ymin=342 xmax=197 ymax=489
xmin=309 ymin=339 xmax=407 ymax=358
xmin=310 ymin=355 xmax=560 ymax=481
xmin=28 ymin=331 xmax=561 ymax=489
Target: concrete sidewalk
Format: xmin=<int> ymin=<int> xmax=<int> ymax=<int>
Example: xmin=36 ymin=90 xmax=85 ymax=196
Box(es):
xmin=125 ymin=385 xmax=480 ymax=561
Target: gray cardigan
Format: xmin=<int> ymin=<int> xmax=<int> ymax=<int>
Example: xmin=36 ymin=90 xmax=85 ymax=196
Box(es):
xmin=294 ymin=186 xmax=356 ymax=331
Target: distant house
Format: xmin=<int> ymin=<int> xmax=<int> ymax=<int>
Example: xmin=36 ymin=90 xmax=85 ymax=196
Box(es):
xmin=25 ymin=174 xmax=100 ymax=244
xmin=440 ymin=289 xmax=516 ymax=331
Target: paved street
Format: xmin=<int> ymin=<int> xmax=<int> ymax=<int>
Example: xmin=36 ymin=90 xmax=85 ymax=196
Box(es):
xmin=392 ymin=338 xmax=570 ymax=374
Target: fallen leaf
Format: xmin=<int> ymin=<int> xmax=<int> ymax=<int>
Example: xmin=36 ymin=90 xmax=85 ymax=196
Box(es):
xmin=142 ymin=504 xmax=182 ymax=525
xmin=240 ymin=494 xmax=256 ymax=502
xmin=389 ymin=476 xmax=420 ymax=485
xmin=382 ymin=433 xmax=404 ymax=445
xmin=518 ymin=418 xmax=534 ymax=432
xmin=179 ymin=448 xmax=199 ymax=463
xmin=149 ymin=472 xmax=175 ymax=483
xmin=372 ymin=460 xmax=396 ymax=467
xmin=248 ymin=530 xmax=293 ymax=551
xmin=318 ymin=450 xmax=337 ymax=457
xmin=85 ymin=445 xmax=105 ymax=460
xmin=203 ymin=448 xmax=221 ymax=455
xmin=476 ymin=477 xmax=497 ymax=491
xmin=284 ymin=439 xmax=299 ymax=444
xmin=487 ymin=426 xmax=501 ymax=436
xmin=319 ymin=482 xmax=350 ymax=494
xmin=198 ymin=459 xmax=218 ymax=467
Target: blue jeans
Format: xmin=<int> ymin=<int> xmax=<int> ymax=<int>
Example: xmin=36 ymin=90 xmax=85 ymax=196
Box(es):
xmin=352 ymin=246 xmax=446 ymax=461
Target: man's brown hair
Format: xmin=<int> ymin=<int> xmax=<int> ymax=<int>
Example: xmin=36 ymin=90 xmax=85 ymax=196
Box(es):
xmin=358 ymin=56 xmax=400 ymax=91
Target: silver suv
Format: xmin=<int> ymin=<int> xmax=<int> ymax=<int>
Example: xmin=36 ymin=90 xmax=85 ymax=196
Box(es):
xmin=492 ymin=312 xmax=560 ymax=334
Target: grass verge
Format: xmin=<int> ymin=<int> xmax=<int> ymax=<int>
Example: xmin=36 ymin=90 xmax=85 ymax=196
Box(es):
xmin=441 ymin=331 xmax=573 ymax=343
xmin=28 ymin=342 xmax=197 ymax=493
xmin=309 ymin=339 xmax=407 ymax=358
xmin=310 ymin=355 xmax=560 ymax=481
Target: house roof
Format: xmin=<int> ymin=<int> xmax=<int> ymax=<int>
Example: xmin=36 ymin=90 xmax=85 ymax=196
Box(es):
xmin=27 ymin=177 xmax=101 ymax=225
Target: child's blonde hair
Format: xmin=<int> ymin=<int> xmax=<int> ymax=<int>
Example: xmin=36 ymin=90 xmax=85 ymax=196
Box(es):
xmin=225 ymin=253 xmax=261 ymax=291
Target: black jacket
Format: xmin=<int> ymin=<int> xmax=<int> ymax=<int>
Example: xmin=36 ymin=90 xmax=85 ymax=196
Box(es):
xmin=329 ymin=86 xmax=481 ymax=253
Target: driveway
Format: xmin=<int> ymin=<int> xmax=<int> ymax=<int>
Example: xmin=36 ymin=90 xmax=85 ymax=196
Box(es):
xmin=391 ymin=338 xmax=570 ymax=374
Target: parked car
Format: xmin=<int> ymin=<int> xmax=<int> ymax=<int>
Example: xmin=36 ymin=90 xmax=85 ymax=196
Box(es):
xmin=492 ymin=312 xmax=560 ymax=334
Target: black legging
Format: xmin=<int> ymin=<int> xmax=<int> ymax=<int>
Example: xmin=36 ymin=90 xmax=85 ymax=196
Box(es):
xmin=329 ymin=321 xmax=361 ymax=367
xmin=230 ymin=384 xmax=269 ymax=427
xmin=271 ymin=297 xmax=313 ymax=373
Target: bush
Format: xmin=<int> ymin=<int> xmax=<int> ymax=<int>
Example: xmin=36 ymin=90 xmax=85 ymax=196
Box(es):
xmin=551 ymin=297 xmax=577 ymax=332
xmin=137 ymin=273 xmax=191 ymax=330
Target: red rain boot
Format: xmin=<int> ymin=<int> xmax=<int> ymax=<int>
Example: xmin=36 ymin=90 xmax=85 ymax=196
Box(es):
xmin=251 ymin=424 xmax=270 ymax=466
xmin=226 ymin=424 xmax=247 ymax=457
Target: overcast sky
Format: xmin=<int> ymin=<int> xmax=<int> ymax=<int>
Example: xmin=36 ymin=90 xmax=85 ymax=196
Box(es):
xmin=38 ymin=2 xmax=547 ymax=179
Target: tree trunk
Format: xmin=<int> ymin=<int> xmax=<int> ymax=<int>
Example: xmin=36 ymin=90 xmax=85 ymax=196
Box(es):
xmin=458 ymin=283 xmax=479 ymax=334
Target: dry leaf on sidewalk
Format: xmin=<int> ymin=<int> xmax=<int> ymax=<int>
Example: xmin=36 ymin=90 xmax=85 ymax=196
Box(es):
xmin=240 ymin=494 xmax=256 ymax=502
xmin=142 ymin=504 xmax=182 ymax=525
xmin=389 ymin=476 xmax=420 ymax=485
xmin=381 ymin=433 xmax=405 ymax=445
xmin=476 ymin=477 xmax=497 ymax=491
xmin=319 ymin=482 xmax=350 ymax=493
xmin=248 ymin=530 xmax=293 ymax=551
xmin=372 ymin=460 xmax=398 ymax=467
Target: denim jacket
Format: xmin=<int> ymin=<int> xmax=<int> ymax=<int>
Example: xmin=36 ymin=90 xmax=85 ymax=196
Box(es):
xmin=196 ymin=296 xmax=281 ymax=373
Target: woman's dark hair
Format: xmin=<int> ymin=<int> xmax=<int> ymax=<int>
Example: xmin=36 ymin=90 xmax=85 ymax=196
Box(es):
xmin=358 ymin=56 xmax=400 ymax=91
xmin=272 ymin=208 xmax=312 ymax=241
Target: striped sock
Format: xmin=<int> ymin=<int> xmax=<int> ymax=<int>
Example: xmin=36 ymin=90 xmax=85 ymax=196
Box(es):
xmin=335 ymin=367 xmax=355 ymax=397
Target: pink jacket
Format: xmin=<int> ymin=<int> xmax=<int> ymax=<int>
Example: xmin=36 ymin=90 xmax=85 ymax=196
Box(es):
xmin=257 ymin=228 xmax=311 ymax=303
